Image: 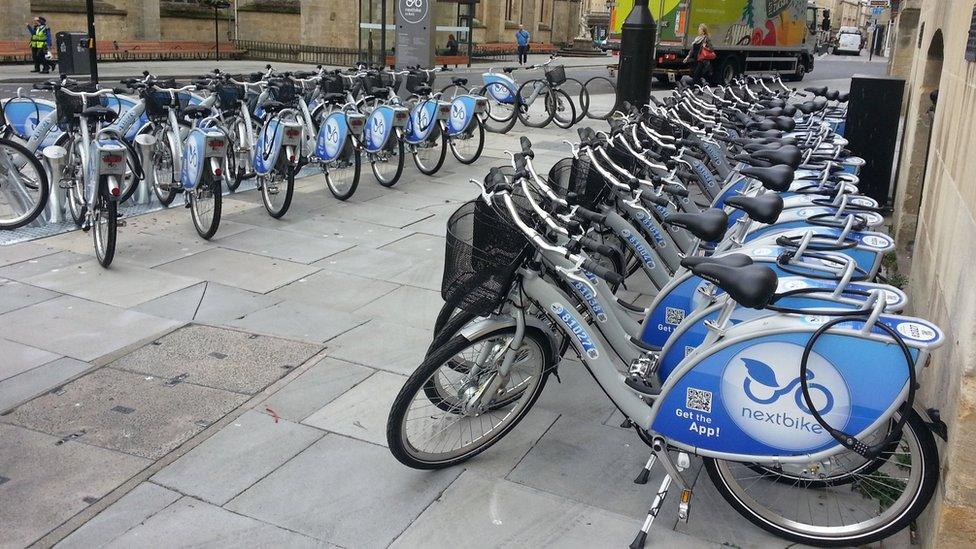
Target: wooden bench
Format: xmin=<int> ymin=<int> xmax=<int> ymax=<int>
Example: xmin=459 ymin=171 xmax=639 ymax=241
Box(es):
xmin=382 ymin=55 xmax=471 ymax=68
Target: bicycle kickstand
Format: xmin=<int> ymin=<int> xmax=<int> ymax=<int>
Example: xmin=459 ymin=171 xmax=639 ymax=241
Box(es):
xmin=630 ymin=444 xmax=692 ymax=549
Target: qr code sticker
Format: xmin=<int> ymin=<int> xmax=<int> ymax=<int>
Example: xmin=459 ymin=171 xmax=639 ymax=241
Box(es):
xmin=686 ymin=388 xmax=712 ymax=414
xmin=665 ymin=307 xmax=685 ymax=326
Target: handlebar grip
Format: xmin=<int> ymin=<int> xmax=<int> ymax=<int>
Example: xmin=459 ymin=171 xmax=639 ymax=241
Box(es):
xmin=513 ymin=153 xmax=527 ymax=173
xmin=579 ymin=237 xmax=617 ymax=259
xmin=486 ymin=167 xmax=509 ymax=190
xmin=662 ymin=183 xmax=689 ymax=198
xmin=677 ymin=138 xmax=697 ymax=148
xmin=575 ymin=206 xmax=606 ymax=225
xmin=519 ymin=136 xmax=534 ymax=159
xmin=581 ymin=259 xmax=625 ymax=286
xmin=642 ymin=193 xmax=670 ymax=208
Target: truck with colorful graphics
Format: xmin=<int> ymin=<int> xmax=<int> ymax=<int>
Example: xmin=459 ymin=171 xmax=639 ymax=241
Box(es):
xmin=610 ymin=0 xmax=818 ymax=84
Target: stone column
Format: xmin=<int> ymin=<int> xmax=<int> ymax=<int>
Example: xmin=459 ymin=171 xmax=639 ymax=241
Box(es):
xmin=0 ymin=0 xmax=32 ymax=41
xmin=127 ymin=0 xmax=161 ymax=40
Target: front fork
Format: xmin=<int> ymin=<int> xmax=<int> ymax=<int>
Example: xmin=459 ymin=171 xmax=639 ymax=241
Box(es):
xmin=466 ymin=307 xmax=527 ymax=414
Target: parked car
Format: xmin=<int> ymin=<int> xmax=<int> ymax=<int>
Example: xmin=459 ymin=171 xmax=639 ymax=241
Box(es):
xmin=834 ymin=26 xmax=863 ymax=55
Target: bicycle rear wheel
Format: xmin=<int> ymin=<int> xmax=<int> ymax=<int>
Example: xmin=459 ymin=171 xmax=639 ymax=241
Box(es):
xmin=412 ymin=125 xmax=447 ymax=176
xmin=440 ymin=83 xmax=470 ymax=101
xmin=548 ymin=88 xmax=576 ymax=129
xmin=324 ymin=140 xmax=361 ymax=201
xmin=583 ymin=76 xmax=618 ymax=120
xmin=449 ymin=117 xmax=485 ymax=165
xmin=371 ymin=137 xmax=405 ymax=187
xmin=92 ymin=197 xmax=117 ymax=268
xmin=151 ymin=134 xmax=178 ymax=206
xmin=562 ymin=78 xmax=588 ymax=124
xmin=477 ymin=85 xmax=517 ymax=134
xmin=260 ymin=155 xmax=295 ymax=218
xmin=0 ymin=137 xmax=49 ymax=230
xmin=189 ymin=168 xmax=222 ymax=240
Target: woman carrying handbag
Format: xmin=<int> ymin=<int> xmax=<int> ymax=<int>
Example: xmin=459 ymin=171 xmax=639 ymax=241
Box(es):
xmin=684 ymin=23 xmax=716 ymax=84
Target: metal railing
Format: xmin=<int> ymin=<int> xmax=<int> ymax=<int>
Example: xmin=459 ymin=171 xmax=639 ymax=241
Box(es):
xmin=234 ymin=40 xmax=387 ymax=67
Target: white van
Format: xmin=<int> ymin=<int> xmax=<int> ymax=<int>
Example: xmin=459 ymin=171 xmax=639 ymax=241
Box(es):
xmin=834 ymin=27 xmax=863 ymax=55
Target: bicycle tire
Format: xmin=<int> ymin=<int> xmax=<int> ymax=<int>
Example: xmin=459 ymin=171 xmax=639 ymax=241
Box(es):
xmin=0 ymin=137 xmax=50 ymax=230
xmin=439 ymin=83 xmax=470 ymax=100
xmin=516 ymin=80 xmax=554 ymax=128
xmin=371 ymin=137 xmax=405 ymax=187
xmin=583 ymin=76 xmax=618 ymax=120
xmin=412 ymin=124 xmax=447 ymax=176
xmin=260 ymin=156 xmax=295 ymax=218
xmin=190 ymin=168 xmax=222 ymax=240
xmin=325 ymin=140 xmax=361 ymax=201
xmin=92 ymin=198 xmax=117 ymax=268
xmin=477 ymin=85 xmax=518 ymax=134
xmin=562 ymin=77 xmax=588 ymax=124
xmin=449 ymin=117 xmax=485 ymax=165
xmin=549 ymin=88 xmax=576 ymax=129
xmin=151 ymin=133 xmax=178 ymax=207
xmin=387 ymin=328 xmax=551 ymax=470
xmin=118 ymin=138 xmax=142 ymax=204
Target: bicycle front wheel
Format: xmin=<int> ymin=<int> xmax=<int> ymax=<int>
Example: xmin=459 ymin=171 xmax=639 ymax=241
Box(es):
xmin=92 ymin=198 xmax=117 ymax=268
xmin=189 ymin=168 xmax=222 ymax=240
xmin=0 ymin=137 xmax=50 ymax=230
xmin=704 ymin=409 xmax=939 ymax=547
xmin=516 ymin=80 xmax=554 ymax=128
xmin=387 ymin=327 xmax=551 ymax=469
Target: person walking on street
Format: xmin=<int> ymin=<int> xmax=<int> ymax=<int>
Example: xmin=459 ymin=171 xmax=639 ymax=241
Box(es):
xmin=27 ymin=16 xmax=52 ymax=74
xmin=684 ymin=23 xmax=714 ymax=85
xmin=516 ymin=24 xmax=530 ymax=65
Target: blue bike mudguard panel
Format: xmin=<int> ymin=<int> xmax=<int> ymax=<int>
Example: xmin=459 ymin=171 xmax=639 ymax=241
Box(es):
xmin=481 ymin=74 xmax=516 ymax=104
xmin=652 ymin=332 xmax=915 ymax=457
xmin=253 ymin=119 xmax=286 ymax=176
xmin=2 ymin=97 xmax=61 ymax=147
xmin=315 ymin=112 xmax=350 ymax=162
xmin=364 ymin=106 xmax=396 ymax=153
xmin=180 ymin=127 xmax=223 ymax=190
xmin=103 ymin=94 xmax=147 ymax=142
xmin=404 ymin=100 xmax=439 ymax=144
xmin=447 ymin=95 xmax=478 ymax=135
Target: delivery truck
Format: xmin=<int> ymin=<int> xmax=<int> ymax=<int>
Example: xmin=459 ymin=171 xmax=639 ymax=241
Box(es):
xmin=610 ymin=0 xmax=819 ymax=84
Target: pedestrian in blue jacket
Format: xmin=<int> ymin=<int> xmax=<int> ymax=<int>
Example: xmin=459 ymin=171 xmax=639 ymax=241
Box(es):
xmin=516 ymin=24 xmax=530 ymax=65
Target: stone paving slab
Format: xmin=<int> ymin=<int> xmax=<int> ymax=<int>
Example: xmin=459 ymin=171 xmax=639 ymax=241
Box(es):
xmin=152 ymin=410 xmax=324 ymax=505
xmin=56 ymin=482 xmax=182 ymax=549
xmin=0 ymin=295 xmax=181 ymax=363
xmin=379 ymin=232 xmax=445 ymax=257
xmin=111 ymin=324 xmax=322 ymax=394
xmin=0 ymin=278 xmax=60 ymax=315
xmin=356 ymin=285 xmax=443 ymax=330
xmin=313 ymin=246 xmax=424 ymax=279
xmin=0 ymin=424 xmax=150 ymax=548
xmin=327 ymin=201 xmax=434 ymax=229
xmin=226 ymin=300 xmax=367 ymax=343
xmin=214 ymin=227 xmax=355 ymax=264
xmin=0 ymin=338 xmax=62 ymax=382
xmin=259 ymin=357 xmax=374 ymax=423
xmin=0 ymin=357 xmax=90 ymax=414
xmin=0 ymin=241 xmax=60 ymax=267
xmin=387 ymin=257 xmax=444 ymax=291
xmin=323 ymin=320 xmax=432 ymax=375
xmin=283 ymin=213 xmax=414 ymax=248
xmin=43 ymin=228 xmax=211 ymax=269
xmin=4 ymin=367 xmax=249 ymax=459
xmin=133 ymin=281 xmax=282 ymax=325
xmin=267 ymin=269 xmax=400 ymax=313
xmin=102 ymin=496 xmax=330 ymax=548
xmin=226 ymin=433 xmax=461 ymax=549
xmin=535 ymin=358 xmax=619 ymax=424
xmin=392 ymin=471 xmax=711 ymax=549
xmin=155 ymin=247 xmax=319 ymax=294
xmin=23 ymin=258 xmax=201 ymax=309
xmin=0 ymin=250 xmax=92 ymax=281
xmin=302 ymin=370 xmax=405 ymax=446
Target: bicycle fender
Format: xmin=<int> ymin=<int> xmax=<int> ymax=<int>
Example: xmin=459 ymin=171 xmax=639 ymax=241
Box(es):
xmin=459 ymin=315 xmax=561 ymax=367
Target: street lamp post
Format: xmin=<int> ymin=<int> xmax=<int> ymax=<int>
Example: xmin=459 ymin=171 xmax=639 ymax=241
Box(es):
xmin=85 ymin=0 xmax=98 ymax=83
xmin=203 ymin=0 xmax=232 ymax=61
xmin=615 ymin=0 xmax=656 ymax=109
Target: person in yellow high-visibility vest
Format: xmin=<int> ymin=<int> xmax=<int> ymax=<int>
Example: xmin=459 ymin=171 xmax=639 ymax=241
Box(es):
xmin=26 ymin=16 xmax=52 ymax=74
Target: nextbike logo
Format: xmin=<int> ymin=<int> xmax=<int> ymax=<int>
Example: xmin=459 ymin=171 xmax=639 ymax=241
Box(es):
xmin=720 ymin=342 xmax=851 ymax=451
xmin=323 ymin=117 xmax=342 ymax=157
xmin=450 ymin=102 xmax=466 ymax=128
xmin=550 ymin=303 xmax=599 ymax=359
xmin=398 ymin=0 xmax=428 ymax=24
xmin=571 ymin=273 xmax=608 ymax=323
xmin=633 ymin=211 xmax=667 ymax=248
xmin=621 ymin=229 xmax=656 ymax=269
xmin=368 ymin=111 xmax=387 ymax=149
xmin=691 ymin=160 xmax=717 ymax=189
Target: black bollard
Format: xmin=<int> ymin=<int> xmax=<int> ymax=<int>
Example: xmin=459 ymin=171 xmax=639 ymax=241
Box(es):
xmin=615 ymin=0 xmax=657 ymax=109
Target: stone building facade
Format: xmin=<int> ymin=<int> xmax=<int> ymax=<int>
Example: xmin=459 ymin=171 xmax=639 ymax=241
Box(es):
xmin=887 ymin=0 xmax=976 ymax=546
xmin=0 ymin=0 xmax=580 ymax=49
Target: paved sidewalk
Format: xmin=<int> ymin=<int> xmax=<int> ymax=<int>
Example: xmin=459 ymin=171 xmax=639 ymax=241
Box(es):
xmin=0 ymin=110 xmax=904 ymax=547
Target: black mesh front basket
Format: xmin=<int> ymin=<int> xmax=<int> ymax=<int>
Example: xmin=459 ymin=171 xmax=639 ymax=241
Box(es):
xmin=270 ymin=82 xmax=299 ymax=106
xmin=547 ymin=156 xmax=606 ymax=211
xmin=319 ymin=74 xmax=345 ymax=94
xmin=442 ymin=200 xmax=530 ymax=317
xmin=406 ymin=71 xmax=434 ymax=94
xmin=54 ymin=83 xmax=97 ymax=132
xmin=545 ymin=65 xmax=567 ymax=87
xmin=145 ymin=87 xmax=189 ymax=118
xmin=216 ymin=83 xmax=245 ymax=111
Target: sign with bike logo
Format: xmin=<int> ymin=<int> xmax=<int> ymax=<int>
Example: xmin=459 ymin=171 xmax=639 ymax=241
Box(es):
xmin=395 ymin=0 xmax=434 ymax=69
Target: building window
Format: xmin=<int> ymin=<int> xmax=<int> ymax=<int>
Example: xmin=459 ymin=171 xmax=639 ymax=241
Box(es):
xmin=506 ymin=0 xmax=514 ymax=21
xmin=967 ymin=7 xmax=976 ymax=61
xmin=917 ymin=22 xmax=924 ymax=49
